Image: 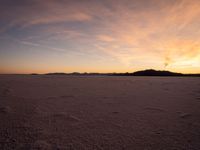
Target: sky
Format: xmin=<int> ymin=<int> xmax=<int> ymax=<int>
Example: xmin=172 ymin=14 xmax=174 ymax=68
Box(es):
xmin=0 ymin=0 xmax=200 ymax=74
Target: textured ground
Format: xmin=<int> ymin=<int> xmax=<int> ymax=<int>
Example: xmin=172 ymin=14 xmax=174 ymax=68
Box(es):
xmin=0 ymin=75 xmax=200 ymax=150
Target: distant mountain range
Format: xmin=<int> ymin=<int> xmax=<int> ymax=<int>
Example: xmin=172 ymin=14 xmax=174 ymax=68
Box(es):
xmin=41 ymin=69 xmax=200 ymax=77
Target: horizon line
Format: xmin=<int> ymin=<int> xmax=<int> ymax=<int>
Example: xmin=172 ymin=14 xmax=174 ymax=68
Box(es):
xmin=1 ymin=69 xmax=200 ymax=75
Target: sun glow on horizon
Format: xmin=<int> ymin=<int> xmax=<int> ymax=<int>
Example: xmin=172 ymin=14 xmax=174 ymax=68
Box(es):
xmin=0 ymin=0 xmax=200 ymax=74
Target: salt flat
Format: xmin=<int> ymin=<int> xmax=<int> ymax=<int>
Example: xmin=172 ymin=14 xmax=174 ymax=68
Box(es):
xmin=0 ymin=75 xmax=200 ymax=150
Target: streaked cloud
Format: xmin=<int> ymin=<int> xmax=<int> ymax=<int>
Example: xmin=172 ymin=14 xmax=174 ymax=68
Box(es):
xmin=97 ymin=35 xmax=115 ymax=42
xmin=0 ymin=0 xmax=200 ymax=73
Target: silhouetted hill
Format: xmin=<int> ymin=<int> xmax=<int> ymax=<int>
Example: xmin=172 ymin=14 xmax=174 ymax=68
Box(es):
xmin=132 ymin=69 xmax=183 ymax=76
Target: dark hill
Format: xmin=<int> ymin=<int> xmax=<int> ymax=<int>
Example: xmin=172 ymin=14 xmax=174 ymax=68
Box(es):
xmin=132 ymin=69 xmax=183 ymax=76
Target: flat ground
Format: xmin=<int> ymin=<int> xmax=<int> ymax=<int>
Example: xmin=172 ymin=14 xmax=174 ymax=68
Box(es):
xmin=0 ymin=75 xmax=200 ymax=150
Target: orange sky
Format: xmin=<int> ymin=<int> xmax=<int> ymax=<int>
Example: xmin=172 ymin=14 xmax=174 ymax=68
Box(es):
xmin=0 ymin=0 xmax=200 ymax=74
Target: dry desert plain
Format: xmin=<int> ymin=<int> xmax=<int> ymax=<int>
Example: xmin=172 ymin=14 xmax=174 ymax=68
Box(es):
xmin=0 ymin=75 xmax=200 ymax=150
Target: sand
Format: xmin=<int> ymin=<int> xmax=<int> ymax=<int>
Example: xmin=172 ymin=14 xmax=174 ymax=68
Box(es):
xmin=0 ymin=75 xmax=200 ymax=150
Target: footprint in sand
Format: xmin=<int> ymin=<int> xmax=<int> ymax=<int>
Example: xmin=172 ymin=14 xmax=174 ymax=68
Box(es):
xmin=47 ymin=96 xmax=57 ymax=99
xmin=112 ymin=111 xmax=120 ymax=114
xmin=52 ymin=113 xmax=81 ymax=122
xmin=179 ymin=113 xmax=192 ymax=119
xmin=164 ymin=88 xmax=169 ymax=91
xmin=60 ymin=95 xmax=75 ymax=99
xmin=31 ymin=140 xmax=52 ymax=150
xmin=1 ymin=88 xmax=12 ymax=96
xmin=52 ymin=144 xmax=69 ymax=150
xmin=153 ymin=128 xmax=164 ymax=135
xmin=0 ymin=106 xmax=11 ymax=114
xmin=144 ymin=107 xmax=166 ymax=113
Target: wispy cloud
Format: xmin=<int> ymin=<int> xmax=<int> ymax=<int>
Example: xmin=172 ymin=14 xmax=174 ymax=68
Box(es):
xmin=18 ymin=40 xmax=66 ymax=53
xmin=0 ymin=0 xmax=93 ymax=30
xmin=97 ymin=35 xmax=115 ymax=42
xmin=0 ymin=0 xmax=200 ymax=73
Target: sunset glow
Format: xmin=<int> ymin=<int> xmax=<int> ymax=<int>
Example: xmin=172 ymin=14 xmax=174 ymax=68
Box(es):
xmin=0 ymin=0 xmax=200 ymax=73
